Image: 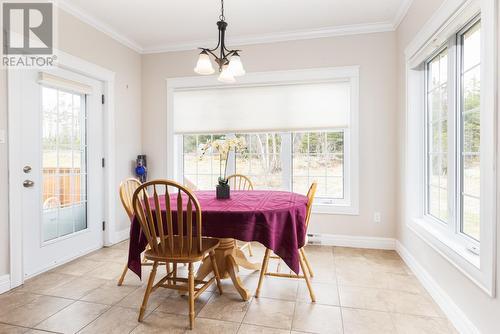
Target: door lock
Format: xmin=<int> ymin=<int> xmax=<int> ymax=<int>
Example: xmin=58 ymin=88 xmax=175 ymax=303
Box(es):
xmin=23 ymin=165 xmax=32 ymax=173
xmin=23 ymin=180 xmax=34 ymax=188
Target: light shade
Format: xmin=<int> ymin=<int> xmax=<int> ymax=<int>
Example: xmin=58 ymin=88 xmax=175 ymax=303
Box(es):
xmin=227 ymin=54 xmax=245 ymax=76
xmin=218 ymin=65 xmax=235 ymax=83
xmin=194 ymin=51 xmax=215 ymax=75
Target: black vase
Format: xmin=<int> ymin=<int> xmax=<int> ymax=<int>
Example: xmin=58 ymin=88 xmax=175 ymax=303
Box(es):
xmin=216 ymin=183 xmax=230 ymax=199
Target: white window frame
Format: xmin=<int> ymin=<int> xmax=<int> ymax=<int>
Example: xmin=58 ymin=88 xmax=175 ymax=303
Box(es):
xmin=404 ymin=0 xmax=497 ymax=296
xmin=167 ymin=67 xmax=360 ymax=215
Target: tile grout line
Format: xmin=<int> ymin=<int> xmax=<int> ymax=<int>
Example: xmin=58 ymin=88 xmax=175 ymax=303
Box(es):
xmin=331 ymin=246 xmax=346 ymax=334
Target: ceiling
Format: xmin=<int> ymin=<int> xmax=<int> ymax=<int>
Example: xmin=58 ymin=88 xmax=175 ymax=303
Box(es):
xmin=59 ymin=0 xmax=412 ymax=54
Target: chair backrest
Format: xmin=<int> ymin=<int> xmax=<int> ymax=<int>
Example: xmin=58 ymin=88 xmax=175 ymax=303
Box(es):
xmin=305 ymin=182 xmax=317 ymax=228
xmin=119 ymin=178 xmax=142 ymax=219
xmin=132 ymin=179 xmax=202 ymax=256
xmin=226 ymin=174 xmax=254 ymax=190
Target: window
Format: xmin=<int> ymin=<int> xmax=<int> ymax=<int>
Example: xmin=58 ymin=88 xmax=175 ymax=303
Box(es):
xmin=41 ymin=86 xmax=88 ymax=241
xmin=170 ymin=67 xmax=359 ymax=215
xmin=405 ymin=0 xmax=496 ymax=295
xmin=424 ymin=18 xmax=481 ymax=246
xmin=182 ymin=130 xmax=346 ymax=204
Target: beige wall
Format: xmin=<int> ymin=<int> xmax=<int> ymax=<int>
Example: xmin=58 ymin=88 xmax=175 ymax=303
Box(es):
xmin=0 ymin=8 xmax=142 ymax=275
xmin=396 ymin=1 xmax=500 ymax=333
xmin=142 ymin=32 xmax=399 ymax=238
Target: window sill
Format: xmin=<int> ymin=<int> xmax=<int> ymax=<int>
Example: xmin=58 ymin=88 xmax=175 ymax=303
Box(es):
xmin=408 ymin=217 xmax=494 ymax=296
xmin=313 ymin=203 xmax=359 ymax=215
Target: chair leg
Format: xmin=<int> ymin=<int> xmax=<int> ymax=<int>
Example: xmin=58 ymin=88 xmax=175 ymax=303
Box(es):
xmin=247 ymin=242 xmax=253 ymax=256
xmin=188 ymin=263 xmax=195 ymax=330
xmin=172 ymin=263 xmax=177 ymax=285
xmin=209 ymin=251 xmax=223 ymax=295
xmin=300 ymin=248 xmax=314 ymax=278
xmin=255 ymin=248 xmax=271 ymax=298
xmin=138 ymin=261 xmax=158 ymax=321
xmin=117 ymin=263 xmax=128 ymax=286
xmin=165 ymin=262 xmax=172 ymax=285
xmin=299 ymin=252 xmax=316 ymax=302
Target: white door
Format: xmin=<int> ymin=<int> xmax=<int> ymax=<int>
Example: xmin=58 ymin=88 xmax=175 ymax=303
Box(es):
xmin=14 ymin=67 xmax=104 ymax=278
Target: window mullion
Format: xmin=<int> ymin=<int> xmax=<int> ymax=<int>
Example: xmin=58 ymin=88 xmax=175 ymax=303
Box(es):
xmin=226 ymin=133 xmax=236 ymax=176
xmin=281 ymin=133 xmax=292 ymax=191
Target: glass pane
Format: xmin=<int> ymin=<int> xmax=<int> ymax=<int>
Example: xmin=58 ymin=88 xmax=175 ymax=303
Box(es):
xmin=326 ymin=177 xmax=343 ymax=199
xmin=426 ymin=49 xmax=448 ymax=223
xmin=460 ymin=21 xmax=481 ymax=240
xmin=463 ymin=67 xmax=480 ymax=112
xmin=292 ymin=131 xmax=344 ymax=199
xmin=235 ymin=133 xmax=284 ymax=190
xmin=42 ymin=87 xmax=87 ymax=242
xmin=428 ymin=153 xmax=447 ymax=222
xmin=463 ymin=22 xmax=481 ymax=70
xmin=428 ymin=186 xmax=439 ymax=218
xmin=463 ymin=155 xmax=480 ymax=198
xmin=463 ymin=195 xmax=480 ymax=240
xmin=463 ymin=111 xmax=480 ymax=153
xmin=183 ymin=134 xmax=225 ymax=189
xmin=293 ymin=176 xmax=309 ymax=196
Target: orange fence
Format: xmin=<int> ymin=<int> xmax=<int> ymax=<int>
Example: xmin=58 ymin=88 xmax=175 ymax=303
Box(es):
xmin=42 ymin=168 xmax=82 ymax=208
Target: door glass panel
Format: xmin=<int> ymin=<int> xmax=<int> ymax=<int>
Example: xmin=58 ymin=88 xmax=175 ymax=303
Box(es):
xmin=42 ymin=86 xmax=87 ymax=242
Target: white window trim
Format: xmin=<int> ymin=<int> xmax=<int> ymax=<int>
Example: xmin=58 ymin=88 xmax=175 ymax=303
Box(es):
xmin=404 ymin=0 xmax=497 ymax=296
xmin=166 ymin=66 xmax=360 ymax=215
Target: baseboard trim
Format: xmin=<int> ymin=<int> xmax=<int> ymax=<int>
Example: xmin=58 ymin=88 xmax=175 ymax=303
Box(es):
xmin=396 ymin=241 xmax=480 ymax=334
xmin=109 ymin=228 xmax=130 ymax=245
xmin=0 ymin=274 xmax=10 ymax=294
xmin=307 ymin=233 xmax=396 ymax=250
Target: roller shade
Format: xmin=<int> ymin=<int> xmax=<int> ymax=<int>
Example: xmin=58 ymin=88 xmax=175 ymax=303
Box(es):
xmin=173 ymin=81 xmax=350 ymax=134
xmin=38 ymin=72 xmax=92 ymax=95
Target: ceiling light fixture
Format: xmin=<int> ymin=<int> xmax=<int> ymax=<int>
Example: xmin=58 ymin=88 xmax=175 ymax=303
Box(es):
xmin=194 ymin=0 xmax=245 ymax=83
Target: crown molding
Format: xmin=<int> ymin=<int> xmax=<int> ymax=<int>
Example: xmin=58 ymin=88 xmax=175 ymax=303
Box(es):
xmin=143 ymin=22 xmax=395 ymax=54
xmin=56 ymin=0 xmax=412 ymax=55
xmin=57 ymin=0 xmax=143 ymax=53
xmin=392 ymin=0 xmax=414 ymax=29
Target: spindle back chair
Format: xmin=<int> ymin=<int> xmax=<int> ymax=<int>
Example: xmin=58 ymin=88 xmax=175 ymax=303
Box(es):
xmin=117 ymin=178 xmax=150 ymax=286
xmin=255 ymin=182 xmax=318 ymax=302
xmin=226 ymin=174 xmax=255 ymax=256
xmin=133 ymin=180 xmax=222 ymax=329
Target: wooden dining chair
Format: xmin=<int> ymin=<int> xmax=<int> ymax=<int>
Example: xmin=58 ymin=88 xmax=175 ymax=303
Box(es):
xmin=255 ymin=182 xmax=317 ymax=302
xmin=226 ymin=174 xmax=254 ymax=256
xmin=117 ymin=178 xmax=143 ymax=286
xmin=133 ymin=180 xmax=223 ymax=329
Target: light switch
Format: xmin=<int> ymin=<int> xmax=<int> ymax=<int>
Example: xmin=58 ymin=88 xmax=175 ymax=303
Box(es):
xmin=0 ymin=129 xmax=5 ymax=144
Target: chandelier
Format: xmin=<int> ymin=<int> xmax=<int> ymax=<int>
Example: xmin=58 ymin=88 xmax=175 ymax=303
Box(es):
xmin=194 ymin=0 xmax=245 ymax=83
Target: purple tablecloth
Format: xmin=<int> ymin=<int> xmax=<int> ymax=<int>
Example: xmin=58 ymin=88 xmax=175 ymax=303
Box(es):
xmin=127 ymin=190 xmax=308 ymax=278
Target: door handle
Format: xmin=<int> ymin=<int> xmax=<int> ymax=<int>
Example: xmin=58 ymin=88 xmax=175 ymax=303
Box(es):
xmin=23 ymin=180 xmax=34 ymax=188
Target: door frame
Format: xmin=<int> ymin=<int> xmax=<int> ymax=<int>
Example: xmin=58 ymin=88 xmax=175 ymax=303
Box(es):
xmin=8 ymin=50 xmax=117 ymax=288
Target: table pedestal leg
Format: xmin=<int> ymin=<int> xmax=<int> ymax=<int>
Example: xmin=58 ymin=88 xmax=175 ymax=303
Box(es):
xmin=195 ymin=238 xmax=259 ymax=301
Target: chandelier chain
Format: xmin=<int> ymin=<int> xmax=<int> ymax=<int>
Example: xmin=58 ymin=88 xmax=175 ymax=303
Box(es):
xmin=219 ymin=0 xmax=225 ymax=21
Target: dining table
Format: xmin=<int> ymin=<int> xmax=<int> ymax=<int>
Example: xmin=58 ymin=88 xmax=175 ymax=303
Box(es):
xmin=127 ymin=190 xmax=309 ymax=301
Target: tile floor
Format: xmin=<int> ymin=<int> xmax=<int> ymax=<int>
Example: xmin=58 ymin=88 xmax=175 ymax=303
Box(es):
xmin=0 ymin=242 xmax=458 ymax=334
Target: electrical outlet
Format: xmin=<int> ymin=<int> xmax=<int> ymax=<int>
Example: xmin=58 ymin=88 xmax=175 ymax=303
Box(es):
xmin=373 ymin=212 xmax=381 ymax=223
